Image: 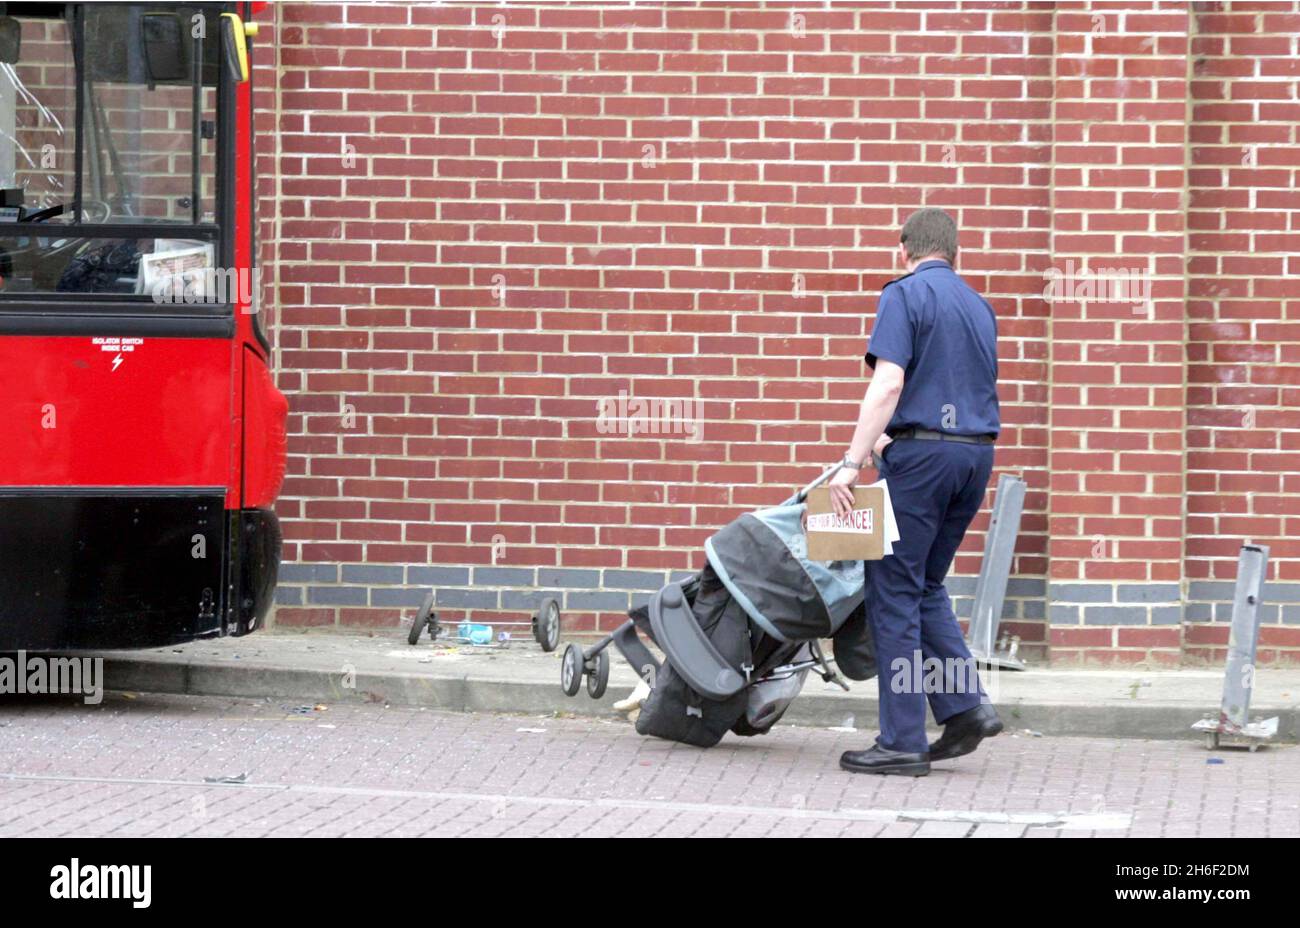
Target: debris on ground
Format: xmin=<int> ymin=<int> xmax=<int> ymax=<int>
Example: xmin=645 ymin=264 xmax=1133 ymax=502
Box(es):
xmin=203 ymin=772 xmax=249 ymax=784
xmin=1127 ymin=680 xmax=1152 ymax=699
xmin=284 ymin=704 xmax=329 ymax=716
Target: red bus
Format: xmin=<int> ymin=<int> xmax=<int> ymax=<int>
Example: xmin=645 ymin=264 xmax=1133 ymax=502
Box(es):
xmin=0 ymin=2 xmax=285 ymax=649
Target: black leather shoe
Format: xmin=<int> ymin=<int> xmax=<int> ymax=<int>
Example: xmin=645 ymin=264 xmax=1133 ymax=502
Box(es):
xmin=839 ymin=744 xmax=930 ymax=777
xmin=928 ymin=704 xmax=1003 ymax=761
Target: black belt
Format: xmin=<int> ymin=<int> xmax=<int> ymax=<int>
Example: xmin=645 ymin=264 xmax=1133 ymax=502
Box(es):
xmin=889 ymin=427 xmax=994 ymax=445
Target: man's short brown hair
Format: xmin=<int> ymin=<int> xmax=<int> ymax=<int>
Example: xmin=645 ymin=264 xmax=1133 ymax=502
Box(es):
xmin=900 ymin=207 xmax=958 ymax=264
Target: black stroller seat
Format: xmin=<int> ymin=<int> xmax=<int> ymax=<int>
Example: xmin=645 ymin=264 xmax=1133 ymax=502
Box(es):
xmin=651 ymin=582 xmax=747 ymax=700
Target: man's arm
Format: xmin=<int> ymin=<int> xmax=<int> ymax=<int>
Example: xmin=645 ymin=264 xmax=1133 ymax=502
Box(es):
xmin=846 ymin=359 xmax=905 ymax=467
xmin=829 ymin=359 xmax=905 ymax=517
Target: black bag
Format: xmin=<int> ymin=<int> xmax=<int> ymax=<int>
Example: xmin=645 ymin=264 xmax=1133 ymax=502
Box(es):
xmin=635 ymin=659 xmax=747 ymax=748
xmin=56 ymin=241 xmax=141 ymax=293
xmin=830 ymin=600 xmax=878 ymax=682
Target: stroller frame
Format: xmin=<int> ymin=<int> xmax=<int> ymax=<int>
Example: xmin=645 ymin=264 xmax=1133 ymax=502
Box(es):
xmin=558 ymin=462 xmax=853 ymax=709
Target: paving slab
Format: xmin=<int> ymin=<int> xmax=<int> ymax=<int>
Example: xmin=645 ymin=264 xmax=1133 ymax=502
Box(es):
xmin=2 ymin=693 xmax=1298 ymax=837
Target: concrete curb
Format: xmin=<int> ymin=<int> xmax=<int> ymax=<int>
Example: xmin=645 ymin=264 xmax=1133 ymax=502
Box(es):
xmin=99 ymin=653 xmax=1300 ymax=743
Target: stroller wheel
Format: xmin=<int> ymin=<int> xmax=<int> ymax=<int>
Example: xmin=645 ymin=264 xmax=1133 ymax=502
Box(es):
xmin=407 ymin=592 xmax=435 ymax=645
xmin=560 ymin=643 xmax=584 ymax=697
xmin=731 ymin=706 xmax=788 ymax=737
xmin=586 ymin=648 xmax=610 ymax=699
xmin=533 ymin=597 xmax=561 ymax=652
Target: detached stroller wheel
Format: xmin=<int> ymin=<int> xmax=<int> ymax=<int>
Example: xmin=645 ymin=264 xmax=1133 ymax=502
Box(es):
xmin=586 ymin=649 xmax=610 ymax=699
xmin=560 ymin=643 xmax=584 ymax=697
xmin=533 ymin=597 xmax=561 ymax=652
xmin=407 ymin=592 xmax=436 ymax=645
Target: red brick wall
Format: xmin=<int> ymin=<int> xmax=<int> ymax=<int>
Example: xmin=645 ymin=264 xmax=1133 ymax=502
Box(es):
xmin=1186 ymin=2 xmax=1300 ymax=664
xmin=1045 ymin=5 xmax=1190 ymax=665
xmin=254 ymin=1 xmax=1300 ymax=667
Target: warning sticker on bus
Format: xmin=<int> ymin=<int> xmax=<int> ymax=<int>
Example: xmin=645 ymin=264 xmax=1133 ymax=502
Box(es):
xmin=91 ymin=337 xmax=143 ymax=353
xmin=90 ymin=336 xmax=143 ymax=371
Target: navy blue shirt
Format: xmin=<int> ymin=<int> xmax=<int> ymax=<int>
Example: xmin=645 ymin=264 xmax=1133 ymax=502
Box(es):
xmin=865 ymin=260 xmax=1000 ymax=438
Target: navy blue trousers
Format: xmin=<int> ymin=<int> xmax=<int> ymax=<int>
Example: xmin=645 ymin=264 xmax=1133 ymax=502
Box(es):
xmin=864 ymin=438 xmax=994 ymax=754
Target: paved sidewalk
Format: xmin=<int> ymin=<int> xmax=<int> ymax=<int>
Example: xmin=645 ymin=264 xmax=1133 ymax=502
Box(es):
xmin=0 ymin=693 xmax=1295 ymax=837
xmin=82 ymin=630 xmax=1300 ymax=742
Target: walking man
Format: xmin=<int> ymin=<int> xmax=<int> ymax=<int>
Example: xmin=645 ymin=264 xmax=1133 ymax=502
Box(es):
xmin=828 ymin=207 xmax=1004 ymax=777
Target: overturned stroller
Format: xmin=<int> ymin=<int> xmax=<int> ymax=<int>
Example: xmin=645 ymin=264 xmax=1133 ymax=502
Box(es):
xmin=558 ymin=464 xmax=879 ymax=747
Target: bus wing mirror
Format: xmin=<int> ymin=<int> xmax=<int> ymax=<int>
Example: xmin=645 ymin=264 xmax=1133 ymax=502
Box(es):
xmin=0 ymin=16 xmax=20 ymax=65
xmin=220 ymin=13 xmax=250 ymax=83
xmin=140 ymin=13 xmax=185 ymax=82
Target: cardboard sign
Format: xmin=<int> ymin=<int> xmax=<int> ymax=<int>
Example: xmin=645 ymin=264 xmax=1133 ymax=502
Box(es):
xmin=804 ymin=485 xmax=885 ymax=561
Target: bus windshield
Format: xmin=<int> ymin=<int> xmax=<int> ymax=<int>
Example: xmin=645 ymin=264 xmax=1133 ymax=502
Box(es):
xmin=0 ymin=2 xmax=225 ymax=299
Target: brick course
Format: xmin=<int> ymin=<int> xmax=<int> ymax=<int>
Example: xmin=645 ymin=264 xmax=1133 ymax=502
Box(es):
xmin=254 ymin=2 xmax=1300 ymax=666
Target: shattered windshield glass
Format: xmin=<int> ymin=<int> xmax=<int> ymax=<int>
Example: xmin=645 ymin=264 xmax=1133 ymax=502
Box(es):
xmin=0 ymin=14 xmax=74 ymax=220
xmin=2 ymin=6 xmax=217 ymax=225
xmin=0 ymin=4 xmax=221 ymax=297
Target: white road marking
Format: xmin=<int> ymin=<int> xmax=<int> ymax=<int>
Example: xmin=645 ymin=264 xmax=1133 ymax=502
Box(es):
xmin=0 ymin=771 xmax=1131 ymax=830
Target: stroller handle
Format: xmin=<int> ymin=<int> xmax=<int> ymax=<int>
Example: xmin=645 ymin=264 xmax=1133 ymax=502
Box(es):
xmin=786 ymin=453 xmax=886 ymax=506
xmin=786 ymin=462 xmax=844 ymax=506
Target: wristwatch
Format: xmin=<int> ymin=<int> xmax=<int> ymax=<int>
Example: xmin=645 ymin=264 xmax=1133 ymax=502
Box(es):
xmin=841 ymin=453 xmax=863 ymax=471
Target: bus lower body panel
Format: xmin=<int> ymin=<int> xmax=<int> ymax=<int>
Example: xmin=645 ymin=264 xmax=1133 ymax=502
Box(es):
xmin=0 ymin=490 xmax=280 ymax=650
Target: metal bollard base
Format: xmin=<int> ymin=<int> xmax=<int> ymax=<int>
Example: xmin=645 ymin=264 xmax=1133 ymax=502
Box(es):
xmin=1192 ymin=715 xmax=1279 ymax=752
xmin=970 ymin=647 xmax=1027 ymax=671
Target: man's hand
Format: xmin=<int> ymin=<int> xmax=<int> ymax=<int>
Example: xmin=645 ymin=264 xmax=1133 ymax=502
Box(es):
xmin=871 ymin=433 xmax=893 ymax=468
xmin=828 ymin=466 xmax=858 ymax=519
